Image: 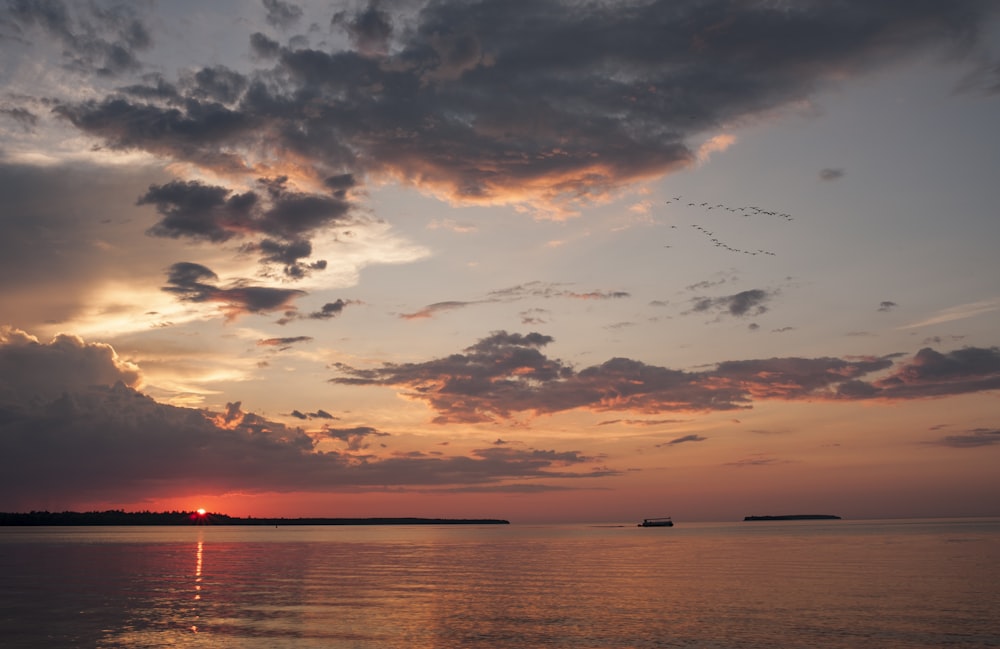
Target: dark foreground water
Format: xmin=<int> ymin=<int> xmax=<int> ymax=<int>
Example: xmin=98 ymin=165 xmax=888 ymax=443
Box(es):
xmin=1 ymin=518 xmax=998 ymax=648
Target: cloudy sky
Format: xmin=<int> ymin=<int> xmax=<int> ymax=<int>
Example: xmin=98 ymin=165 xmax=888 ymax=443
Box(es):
xmin=2 ymin=0 xmax=999 ymax=523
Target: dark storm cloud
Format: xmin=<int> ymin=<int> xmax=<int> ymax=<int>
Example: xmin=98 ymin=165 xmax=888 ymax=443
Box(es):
xmin=0 ymin=331 xmax=611 ymax=508
xmin=689 ymin=289 xmax=771 ymax=318
xmin=51 ymin=1 xmax=999 ymax=217
xmin=332 ymin=332 xmax=1000 ymax=424
xmin=163 ymin=262 xmax=305 ymax=320
xmin=5 ymin=0 xmax=152 ymax=76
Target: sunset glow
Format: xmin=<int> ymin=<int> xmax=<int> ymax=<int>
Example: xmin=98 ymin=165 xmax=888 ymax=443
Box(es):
xmin=1 ymin=1 xmax=998 ymax=523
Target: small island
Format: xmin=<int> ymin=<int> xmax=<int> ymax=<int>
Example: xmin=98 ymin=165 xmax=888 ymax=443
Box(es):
xmin=743 ymin=514 xmax=841 ymax=521
xmin=0 ymin=510 xmax=510 ymax=526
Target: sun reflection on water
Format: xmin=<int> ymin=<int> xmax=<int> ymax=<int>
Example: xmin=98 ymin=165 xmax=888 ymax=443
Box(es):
xmin=191 ymin=537 xmax=203 ymax=633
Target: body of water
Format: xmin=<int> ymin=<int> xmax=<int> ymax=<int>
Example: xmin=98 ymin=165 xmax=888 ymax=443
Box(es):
xmin=1 ymin=518 xmax=998 ymax=648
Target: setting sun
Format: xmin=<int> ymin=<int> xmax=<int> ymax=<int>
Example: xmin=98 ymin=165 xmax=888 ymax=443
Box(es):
xmin=196 ymin=508 xmax=207 ymax=516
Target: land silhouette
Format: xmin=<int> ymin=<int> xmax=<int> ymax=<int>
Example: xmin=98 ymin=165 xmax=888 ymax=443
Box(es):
xmin=0 ymin=510 xmax=509 ymax=526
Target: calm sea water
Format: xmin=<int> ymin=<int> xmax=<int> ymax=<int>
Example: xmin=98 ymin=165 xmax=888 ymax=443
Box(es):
xmin=1 ymin=518 xmax=998 ymax=648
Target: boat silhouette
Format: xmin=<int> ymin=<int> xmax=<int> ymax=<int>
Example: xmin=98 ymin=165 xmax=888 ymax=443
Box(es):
xmin=638 ymin=517 xmax=674 ymax=527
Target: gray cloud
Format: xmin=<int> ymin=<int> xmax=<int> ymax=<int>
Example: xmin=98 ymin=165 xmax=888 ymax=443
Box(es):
xmin=929 ymin=428 xmax=1000 ymax=448
xmin=5 ymin=0 xmax=153 ymax=76
xmin=333 ymin=3 xmax=394 ymax=57
xmin=0 ymin=329 xmax=613 ymax=509
xmin=0 ymin=106 xmax=38 ymax=131
xmin=333 ymin=332 xmax=1000 ymax=424
xmin=0 ymin=327 xmax=140 ymax=403
xmin=400 ymin=300 xmax=481 ymax=320
xmin=308 ymin=299 xmax=354 ymax=320
xmin=249 ymin=31 xmax=281 ymax=59
xmin=725 ymin=456 xmax=789 ymax=468
xmin=878 ymin=301 xmax=898 ymax=312
xmin=598 ymin=418 xmax=686 ymax=427
xmin=137 ymin=177 xmax=351 ymax=278
xmin=568 ymin=290 xmax=630 ymax=300
xmin=331 ymin=330 xmax=898 ymax=423
xmin=290 ymin=409 xmax=336 ymax=421
xmin=690 ymin=289 xmax=772 ymax=318
xmin=819 ymin=168 xmax=845 ymax=181
xmin=277 ymin=299 xmax=360 ymax=325
xmin=258 ymin=336 xmax=313 ymax=349
xmin=399 ymin=282 xmax=629 ymax=320
xmin=190 ymin=65 xmax=249 ymax=105
xmin=322 ymin=425 xmax=390 ymax=451
xmin=856 ymin=346 xmax=1000 ymax=399
xmin=163 ymin=262 xmax=306 ymax=320
xmin=661 ymin=434 xmax=706 ymax=447
xmin=489 ymin=282 xmax=630 ymax=301
xmin=262 ymin=0 xmax=303 ymax=29
xmin=48 ymin=1 xmax=999 ymax=221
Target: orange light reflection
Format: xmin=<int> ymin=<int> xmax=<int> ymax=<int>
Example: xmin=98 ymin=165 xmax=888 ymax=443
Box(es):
xmin=192 ymin=537 xmax=203 ymax=633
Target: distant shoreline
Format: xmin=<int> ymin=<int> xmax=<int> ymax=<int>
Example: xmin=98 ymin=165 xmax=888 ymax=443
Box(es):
xmin=0 ymin=511 xmax=510 ymax=526
xmin=743 ymin=514 xmax=841 ymax=521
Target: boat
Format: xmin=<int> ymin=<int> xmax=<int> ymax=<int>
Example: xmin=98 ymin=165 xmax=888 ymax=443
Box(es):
xmin=638 ymin=517 xmax=673 ymax=527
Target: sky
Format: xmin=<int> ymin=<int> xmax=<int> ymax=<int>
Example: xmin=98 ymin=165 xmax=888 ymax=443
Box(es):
xmin=1 ymin=0 xmax=999 ymax=524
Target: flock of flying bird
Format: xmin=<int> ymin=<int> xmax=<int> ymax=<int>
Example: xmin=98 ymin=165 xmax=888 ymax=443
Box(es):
xmin=663 ymin=195 xmax=793 ymax=257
